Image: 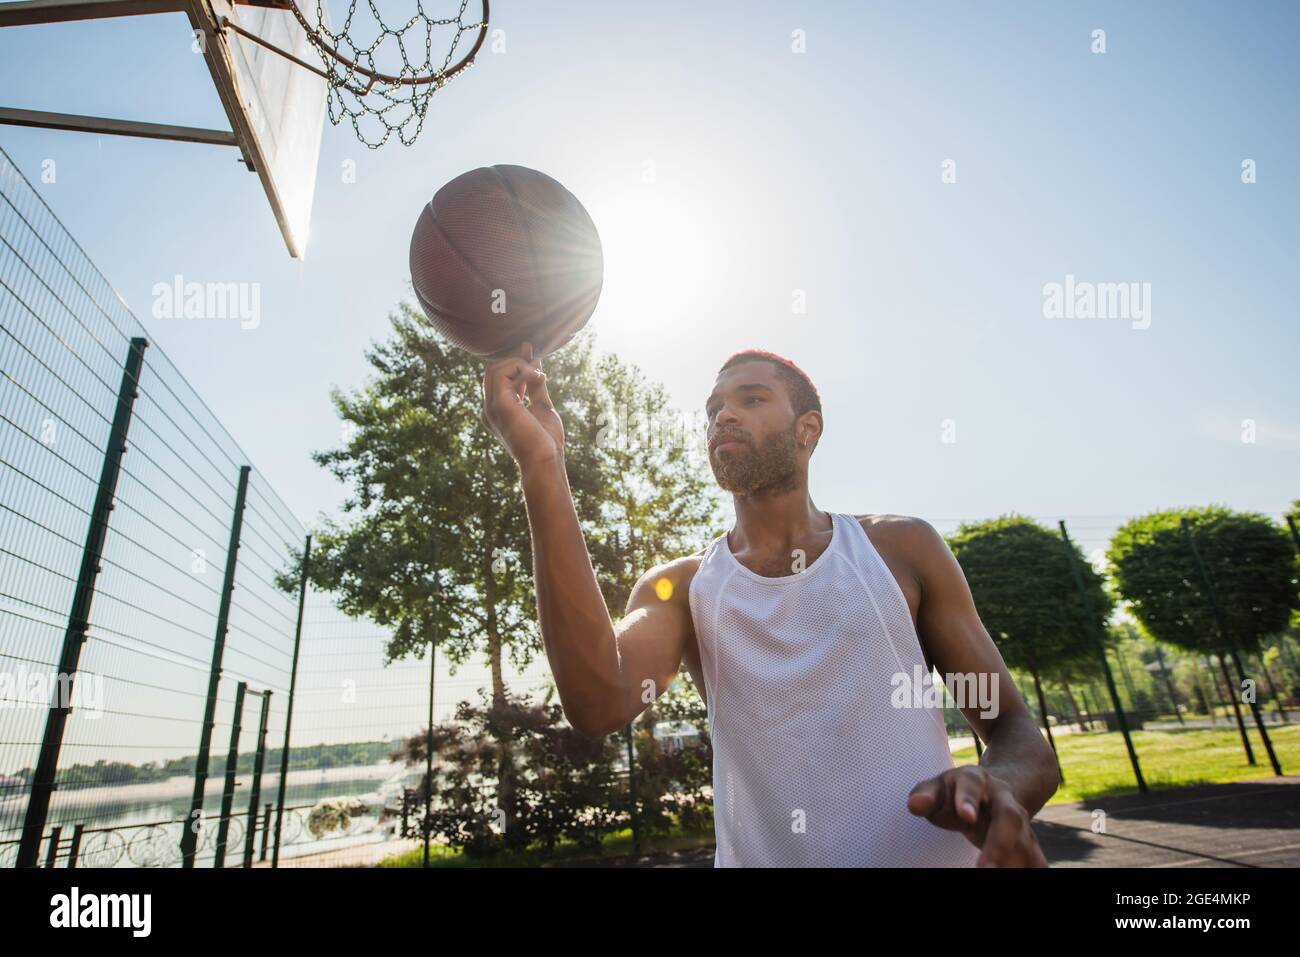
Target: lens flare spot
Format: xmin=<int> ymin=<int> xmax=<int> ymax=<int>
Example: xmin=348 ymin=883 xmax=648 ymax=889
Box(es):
xmin=654 ymin=577 xmax=674 ymax=601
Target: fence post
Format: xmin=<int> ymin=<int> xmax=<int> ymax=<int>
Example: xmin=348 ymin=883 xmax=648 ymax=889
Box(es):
xmin=44 ymin=827 xmax=61 ymax=868
xmin=1152 ymin=644 xmax=1185 ymax=725
xmin=215 ymin=681 xmax=248 ymax=868
xmin=423 ymin=533 xmax=439 ymax=869
xmin=1060 ymin=521 xmax=1147 ymax=792
xmin=17 ymin=336 xmax=147 ymax=868
xmin=181 ymin=464 xmax=251 ymax=867
xmin=1113 ymin=634 xmax=1138 ymax=703
xmin=260 ymin=804 xmax=271 ymax=862
xmin=423 ymin=640 xmax=436 ymax=868
xmin=1254 ymin=652 xmax=1289 ymax=724
xmin=625 ymin=723 xmax=640 ymax=856
xmin=243 ymin=690 xmax=272 ymax=867
xmin=1180 ymin=519 xmax=1283 ymax=775
xmin=273 ymin=534 xmax=312 ymax=868
xmin=1078 ymin=687 xmax=1096 ymax=730
xmin=1200 ymin=657 xmax=1226 ymax=723
xmin=67 ymin=824 xmax=84 ymax=868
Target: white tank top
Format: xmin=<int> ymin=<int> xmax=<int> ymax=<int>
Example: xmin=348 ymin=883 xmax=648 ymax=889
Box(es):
xmin=688 ymin=511 xmax=982 ymax=867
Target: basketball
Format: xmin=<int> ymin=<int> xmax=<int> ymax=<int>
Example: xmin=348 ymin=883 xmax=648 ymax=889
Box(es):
xmin=409 ymin=164 xmax=604 ymax=360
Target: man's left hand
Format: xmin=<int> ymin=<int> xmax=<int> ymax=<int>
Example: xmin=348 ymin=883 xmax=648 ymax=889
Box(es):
xmin=907 ymin=765 xmax=1048 ymax=867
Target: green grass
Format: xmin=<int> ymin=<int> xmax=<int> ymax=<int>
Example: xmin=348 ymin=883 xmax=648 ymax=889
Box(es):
xmin=952 ymin=723 xmax=1300 ymax=804
xmin=378 ymin=823 xmax=716 ymax=868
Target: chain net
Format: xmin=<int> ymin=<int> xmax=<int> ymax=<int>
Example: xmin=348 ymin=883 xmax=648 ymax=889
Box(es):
xmin=300 ymin=0 xmax=488 ymax=149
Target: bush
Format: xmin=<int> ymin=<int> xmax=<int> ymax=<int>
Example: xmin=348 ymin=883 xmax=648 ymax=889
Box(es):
xmin=306 ymin=797 xmax=368 ymax=838
xmin=632 ymin=676 xmax=713 ymax=834
xmin=398 ymin=690 xmax=623 ymax=858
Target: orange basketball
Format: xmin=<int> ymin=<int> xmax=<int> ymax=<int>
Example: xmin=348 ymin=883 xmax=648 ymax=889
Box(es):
xmin=409 ymin=165 xmax=603 ymax=360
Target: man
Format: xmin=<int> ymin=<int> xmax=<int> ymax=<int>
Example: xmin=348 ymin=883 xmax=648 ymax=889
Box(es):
xmin=482 ymin=342 xmax=1057 ymax=867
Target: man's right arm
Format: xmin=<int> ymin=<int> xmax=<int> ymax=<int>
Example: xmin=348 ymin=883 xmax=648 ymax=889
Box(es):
xmin=520 ymin=457 xmax=692 ymax=737
xmin=478 ymin=344 xmax=691 ymax=738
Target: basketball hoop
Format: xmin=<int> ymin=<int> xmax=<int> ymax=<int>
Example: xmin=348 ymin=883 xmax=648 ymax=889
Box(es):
xmin=226 ymin=0 xmax=490 ymax=148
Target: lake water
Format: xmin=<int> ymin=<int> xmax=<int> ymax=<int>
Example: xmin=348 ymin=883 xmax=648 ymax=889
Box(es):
xmin=0 ymin=762 xmax=426 ymax=867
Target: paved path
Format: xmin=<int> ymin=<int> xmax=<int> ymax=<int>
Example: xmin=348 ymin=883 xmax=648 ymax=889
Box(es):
xmin=1033 ymin=777 xmax=1300 ymax=867
xmin=571 ymin=778 xmax=1300 ymax=868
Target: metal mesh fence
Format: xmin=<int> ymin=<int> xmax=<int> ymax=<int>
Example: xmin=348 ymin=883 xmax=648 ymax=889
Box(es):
xmin=0 ymin=147 xmax=416 ymax=868
xmin=0 ymin=146 xmax=295 ymax=866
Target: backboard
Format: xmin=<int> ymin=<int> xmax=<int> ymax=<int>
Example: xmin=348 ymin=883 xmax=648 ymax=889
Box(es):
xmin=188 ymin=0 xmax=330 ymax=259
xmin=0 ymin=0 xmax=486 ymax=258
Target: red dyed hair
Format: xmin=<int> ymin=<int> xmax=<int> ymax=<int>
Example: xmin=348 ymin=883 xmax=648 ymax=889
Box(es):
xmin=718 ymin=349 xmax=822 ymax=417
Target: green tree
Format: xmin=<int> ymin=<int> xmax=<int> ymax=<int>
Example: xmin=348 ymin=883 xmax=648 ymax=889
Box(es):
xmin=1107 ymin=506 xmax=1298 ymax=660
xmin=947 ymin=515 xmax=1113 ymax=761
xmin=278 ymin=306 xmax=612 ymax=830
xmin=586 ymin=351 xmax=723 ymax=616
xmin=1108 ymin=506 xmax=1299 ymax=759
xmin=278 ymin=303 xmax=718 ymax=836
xmin=583 ymin=351 xmax=722 ymax=823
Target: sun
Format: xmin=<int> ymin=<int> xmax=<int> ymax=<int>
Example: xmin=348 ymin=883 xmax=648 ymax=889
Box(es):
xmin=587 ymin=185 xmax=725 ymax=332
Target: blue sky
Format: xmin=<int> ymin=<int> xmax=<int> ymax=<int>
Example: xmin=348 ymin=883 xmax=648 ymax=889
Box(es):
xmin=1 ymin=2 xmax=1298 ymax=774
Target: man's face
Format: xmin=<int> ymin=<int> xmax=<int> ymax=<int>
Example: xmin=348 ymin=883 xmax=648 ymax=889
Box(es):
xmin=704 ymin=361 xmax=801 ymax=496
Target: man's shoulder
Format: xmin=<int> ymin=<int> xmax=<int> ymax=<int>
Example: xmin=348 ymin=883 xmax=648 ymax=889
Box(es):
xmin=853 ymin=512 xmax=940 ymax=537
xmin=633 ymin=547 xmax=710 ymax=605
xmin=852 ymin=513 xmax=947 ymax=559
xmin=663 ymin=550 xmax=707 ymax=576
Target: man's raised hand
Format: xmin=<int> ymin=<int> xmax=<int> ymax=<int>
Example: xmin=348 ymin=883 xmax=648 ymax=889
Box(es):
xmin=481 ymin=342 xmax=565 ymax=472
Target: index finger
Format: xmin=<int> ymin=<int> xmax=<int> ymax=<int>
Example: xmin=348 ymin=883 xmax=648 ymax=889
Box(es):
xmin=976 ymin=790 xmax=1032 ymax=867
xmin=952 ymin=768 xmax=988 ymax=825
xmin=483 ymin=355 xmax=533 ymax=408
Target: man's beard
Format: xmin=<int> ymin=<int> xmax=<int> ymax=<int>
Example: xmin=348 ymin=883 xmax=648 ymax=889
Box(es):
xmin=710 ymin=425 xmax=800 ymax=496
